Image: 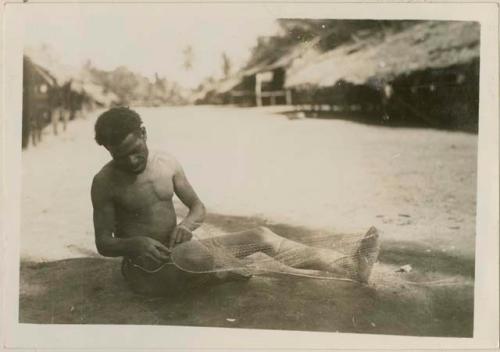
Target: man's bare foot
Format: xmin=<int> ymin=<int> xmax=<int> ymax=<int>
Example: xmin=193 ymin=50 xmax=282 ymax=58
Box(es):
xmin=355 ymin=226 xmax=380 ymax=283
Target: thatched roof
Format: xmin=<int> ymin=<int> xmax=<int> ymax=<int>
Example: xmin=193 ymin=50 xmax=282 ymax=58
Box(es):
xmin=285 ymin=21 xmax=480 ymax=88
xmin=25 ymin=45 xmax=119 ymax=106
xmin=24 ymin=56 xmax=58 ymax=87
xmin=245 ymin=36 xmax=323 ymax=77
xmin=215 ymin=75 xmax=245 ymax=94
xmin=24 ymin=45 xmax=79 ymax=86
xmin=190 ymin=75 xmax=241 ymax=101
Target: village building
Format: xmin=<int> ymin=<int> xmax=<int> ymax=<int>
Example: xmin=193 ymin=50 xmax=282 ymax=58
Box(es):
xmin=22 ymin=56 xmax=57 ymax=148
xmin=197 ymin=21 xmax=479 ymax=132
xmin=195 ymin=36 xmax=320 ymax=107
xmin=226 ymin=65 xmax=292 ymax=107
xmin=285 ymin=21 xmax=480 ymax=131
xmin=22 ymin=46 xmax=119 ymax=148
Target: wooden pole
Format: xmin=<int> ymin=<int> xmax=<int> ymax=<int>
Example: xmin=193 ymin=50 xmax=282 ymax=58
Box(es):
xmin=255 ymin=74 xmax=262 ymax=107
xmin=286 ymin=89 xmax=292 ymax=105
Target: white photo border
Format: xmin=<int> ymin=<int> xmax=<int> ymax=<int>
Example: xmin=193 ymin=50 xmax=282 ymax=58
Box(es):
xmin=2 ymin=1 xmax=498 ymax=350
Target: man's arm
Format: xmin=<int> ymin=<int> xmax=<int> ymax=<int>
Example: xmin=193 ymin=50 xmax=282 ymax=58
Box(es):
xmin=91 ymin=173 xmax=169 ymax=261
xmin=170 ymin=160 xmax=206 ymax=247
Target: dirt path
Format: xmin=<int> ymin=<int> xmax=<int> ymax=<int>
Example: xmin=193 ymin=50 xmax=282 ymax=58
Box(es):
xmin=19 ymin=106 xmax=476 ymax=336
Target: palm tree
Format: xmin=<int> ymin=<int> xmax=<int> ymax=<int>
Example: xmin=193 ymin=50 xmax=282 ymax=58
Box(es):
xmin=182 ymin=45 xmax=194 ymax=71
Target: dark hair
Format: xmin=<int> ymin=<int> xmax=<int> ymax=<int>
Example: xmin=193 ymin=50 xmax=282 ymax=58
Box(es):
xmin=94 ymin=107 xmax=143 ymax=147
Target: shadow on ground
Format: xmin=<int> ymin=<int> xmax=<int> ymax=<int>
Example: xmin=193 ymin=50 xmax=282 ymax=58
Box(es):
xmin=19 ymin=213 xmax=474 ymax=337
xmin=276 ymin=109 xmax=478 ymax=133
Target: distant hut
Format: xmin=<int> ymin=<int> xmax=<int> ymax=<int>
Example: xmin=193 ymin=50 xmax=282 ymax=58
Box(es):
xmin=22 ymin=56 xmax=57 ymax=148
xmin=286 ymin=21 xmax=480 ymax=131
xmin=227 ymin=64 xmax=292 ymax=107
xmin=199 ymin=39 xmax=319 ymax=107
xmin=23 ymin=50 xmax=141 ymax=150
xmin=23 ymin=46 xmax=119 ymax=148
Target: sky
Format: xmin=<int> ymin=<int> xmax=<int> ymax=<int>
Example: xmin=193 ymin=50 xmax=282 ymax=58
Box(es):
xmin=23 ymin=4 xmax=281 ymax=89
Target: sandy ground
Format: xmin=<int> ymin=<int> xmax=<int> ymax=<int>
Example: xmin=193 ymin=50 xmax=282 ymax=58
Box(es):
xmin=20 ymin=106 xmax=476 ymax=336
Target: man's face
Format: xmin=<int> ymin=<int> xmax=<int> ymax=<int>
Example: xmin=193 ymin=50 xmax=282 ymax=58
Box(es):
xmin=107 ymin=129 xmax=149 ymax=174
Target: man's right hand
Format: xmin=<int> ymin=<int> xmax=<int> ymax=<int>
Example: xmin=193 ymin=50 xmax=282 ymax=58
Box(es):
xmin=130 ymin=236 xmax=171 ymax=263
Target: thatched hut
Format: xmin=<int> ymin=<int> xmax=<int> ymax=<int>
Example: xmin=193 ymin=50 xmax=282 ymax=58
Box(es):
xmin=23 ymin=46 xmax=120 ymax=148
xmin=231 ymin=65 xmax=292 ymax=107
xmin=22 ymin=56 xmax=58 ymax=148
xmin=286 ymin=21 xmax=480 ymax=131
xmin=197 ymin=38 xmax=320 ymax=107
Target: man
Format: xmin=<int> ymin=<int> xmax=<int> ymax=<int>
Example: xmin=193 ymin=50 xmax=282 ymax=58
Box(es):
xmin=91 ymin=107 xmax=380 ymax=296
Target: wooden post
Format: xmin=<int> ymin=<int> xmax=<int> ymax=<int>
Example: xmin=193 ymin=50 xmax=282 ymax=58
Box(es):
xmin=255 ymin=74 xmax=262 ymax=107
xmin=285 ymin=89 xmax=292 ymax=105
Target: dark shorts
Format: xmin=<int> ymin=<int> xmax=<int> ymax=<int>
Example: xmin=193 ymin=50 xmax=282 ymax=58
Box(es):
xmin=121 ymin=257 xmax=216 ymax=296
xmin=120 ymin=237 xmax=254 ymax=296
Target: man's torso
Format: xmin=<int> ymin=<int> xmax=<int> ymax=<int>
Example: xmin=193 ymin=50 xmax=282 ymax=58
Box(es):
xmin=100 ymin=150 xmax=179 ymax=244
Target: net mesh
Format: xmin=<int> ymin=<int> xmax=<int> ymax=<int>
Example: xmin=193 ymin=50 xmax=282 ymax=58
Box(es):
xmin=170 ymin=226 xmax=380 ymax=283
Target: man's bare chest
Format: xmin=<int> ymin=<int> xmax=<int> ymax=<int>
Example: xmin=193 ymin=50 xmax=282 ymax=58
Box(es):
xmin=113 ymin=170 xmax=175 ymax=211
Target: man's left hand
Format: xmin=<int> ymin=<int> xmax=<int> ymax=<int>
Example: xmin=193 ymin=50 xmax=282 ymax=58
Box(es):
xmin=169 ymin=225 xmax=193 ymax=249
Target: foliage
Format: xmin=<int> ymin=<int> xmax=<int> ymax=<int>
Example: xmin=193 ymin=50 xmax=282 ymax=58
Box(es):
xmin=83 ymin=62 xmax=189 ymax=106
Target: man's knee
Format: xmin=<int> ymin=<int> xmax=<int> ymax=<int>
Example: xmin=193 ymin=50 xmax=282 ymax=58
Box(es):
xmin=174 ymin=241 xmax=215 ymax=270
xmin=254 ymin=226 xmax=279 ymax=242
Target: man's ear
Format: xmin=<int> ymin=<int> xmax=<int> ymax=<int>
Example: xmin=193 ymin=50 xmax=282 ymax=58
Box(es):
xmin=141 ymin=126 xmax=147 ymax=141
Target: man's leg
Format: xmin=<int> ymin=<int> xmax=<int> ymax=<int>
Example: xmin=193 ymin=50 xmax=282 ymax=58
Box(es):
xmin=202 ymin=226 xmax=379 ymax=283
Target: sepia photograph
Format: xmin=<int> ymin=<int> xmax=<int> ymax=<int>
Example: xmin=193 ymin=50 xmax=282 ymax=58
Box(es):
xmin=2 ymin=2 xmax=499 ymax=350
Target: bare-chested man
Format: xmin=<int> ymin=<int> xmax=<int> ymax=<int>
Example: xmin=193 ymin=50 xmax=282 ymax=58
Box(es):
xmin=91 ymin=107 xmax=380 ymax=296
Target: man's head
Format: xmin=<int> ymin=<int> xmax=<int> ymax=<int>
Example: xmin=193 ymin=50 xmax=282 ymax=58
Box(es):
xmin=95 ymin=107 xmax=149 ymax=174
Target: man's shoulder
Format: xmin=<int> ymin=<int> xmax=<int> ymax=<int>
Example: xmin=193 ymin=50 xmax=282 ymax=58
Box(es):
xmin=92 ymin=162 xmax=115 ymax=186
xmin=151 ymin=149 xmax=182 ymax=171
xmin=91 ymin=162 xmax=115 ymax=202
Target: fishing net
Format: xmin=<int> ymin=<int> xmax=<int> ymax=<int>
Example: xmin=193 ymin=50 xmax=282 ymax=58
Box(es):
xmin=169 ymin=226 xmax=381 ymax=283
